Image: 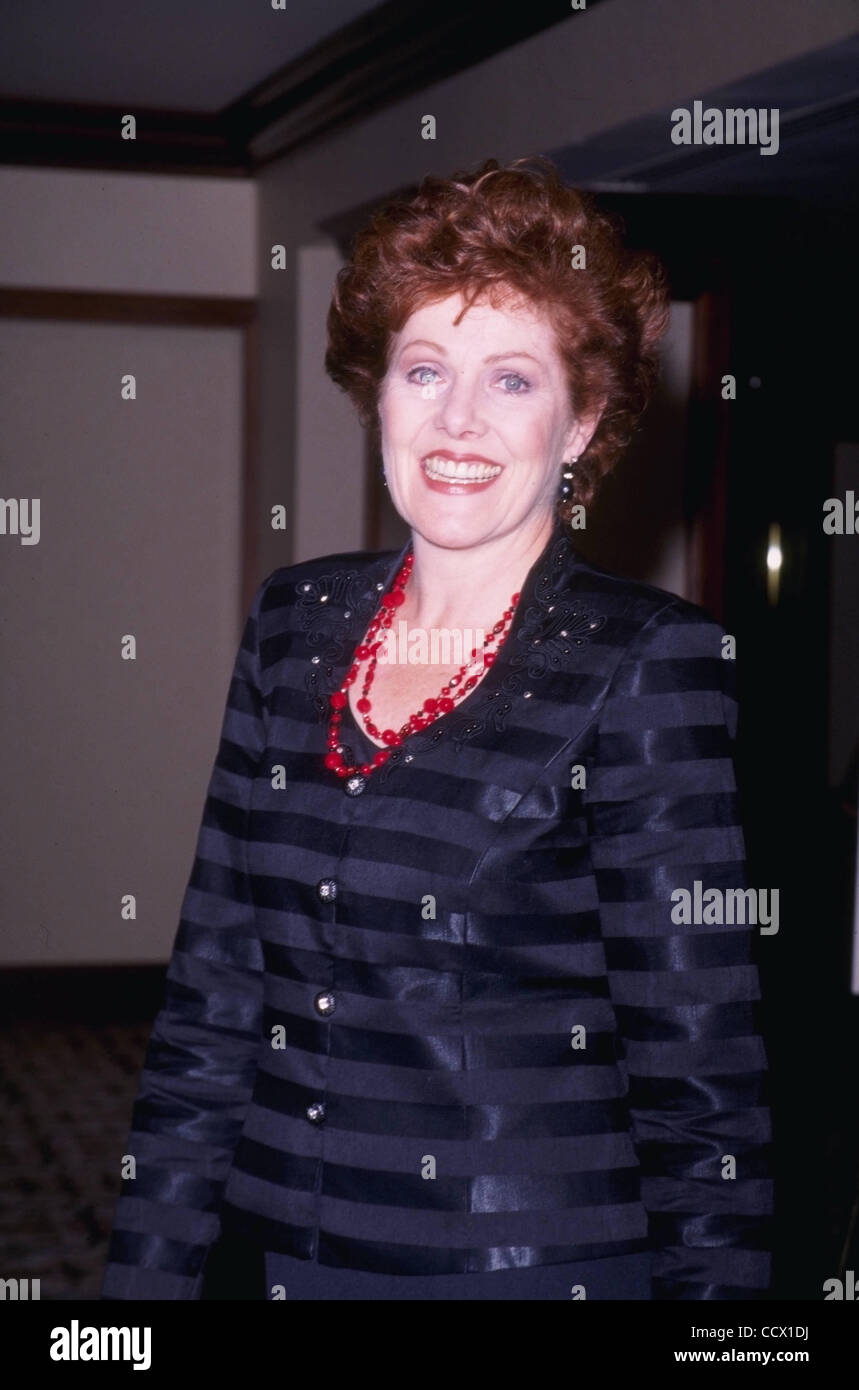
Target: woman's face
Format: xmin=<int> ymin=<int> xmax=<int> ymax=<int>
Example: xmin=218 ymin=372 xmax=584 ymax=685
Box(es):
xmin=377 ymin=289 xmax=597 ymax=553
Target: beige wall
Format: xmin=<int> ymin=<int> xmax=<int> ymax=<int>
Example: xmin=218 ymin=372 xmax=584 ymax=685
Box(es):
xmin=292 ymin=244 xmax=364 ymax=561
xmin=0 ymin=166 xmax=255 ymax=294
xmin=0 ymin=170 xmax=256 ymax=965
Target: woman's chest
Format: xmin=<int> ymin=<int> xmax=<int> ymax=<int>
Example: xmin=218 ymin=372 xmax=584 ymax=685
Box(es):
xmin=348 ymin=658 xmax=487 ymax=746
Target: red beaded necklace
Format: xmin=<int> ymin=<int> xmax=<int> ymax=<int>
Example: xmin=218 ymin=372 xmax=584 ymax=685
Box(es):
xmin=324 ymin=550 xmax=521 ymax=785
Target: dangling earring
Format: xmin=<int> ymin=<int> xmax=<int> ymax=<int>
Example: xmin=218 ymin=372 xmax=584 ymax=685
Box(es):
xmin=559 ymin=456 xmax=578 ymax=499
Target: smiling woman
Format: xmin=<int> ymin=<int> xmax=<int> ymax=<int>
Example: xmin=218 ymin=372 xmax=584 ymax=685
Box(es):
xmin=102 ymin=156 xmax=773 ymax=1302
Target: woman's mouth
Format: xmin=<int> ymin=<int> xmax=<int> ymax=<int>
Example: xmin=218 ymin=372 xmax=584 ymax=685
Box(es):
xmin=421 ymin=455 xmax=503 ymax=493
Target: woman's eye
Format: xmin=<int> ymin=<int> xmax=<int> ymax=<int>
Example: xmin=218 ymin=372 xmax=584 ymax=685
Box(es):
xmin=499 ymin=373 xmax=530 ymax=393
xmin=407 ymin=366 xmax=441 ymax=386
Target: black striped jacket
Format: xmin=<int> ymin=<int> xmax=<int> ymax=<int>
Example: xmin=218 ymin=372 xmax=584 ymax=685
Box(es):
xmin=102 ymin=521 xmax=773 ymax=1299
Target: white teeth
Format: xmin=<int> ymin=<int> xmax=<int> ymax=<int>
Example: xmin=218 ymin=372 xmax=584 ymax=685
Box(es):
xmin=423 ymin=456 xmax=502 ymax=482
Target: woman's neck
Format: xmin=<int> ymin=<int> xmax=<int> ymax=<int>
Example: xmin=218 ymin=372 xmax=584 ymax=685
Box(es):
xmin=401 ymin=512 xmax=556 ymax=631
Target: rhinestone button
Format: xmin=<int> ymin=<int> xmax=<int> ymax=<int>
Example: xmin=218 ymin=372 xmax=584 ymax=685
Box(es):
xmin=316 ymin=878 xmax=337 ymax=902
xmin=314 ymin=991 xmax=336 ymax=1016
xmin=344 ymin=774 xmax=367 ymax=796
xmin=306 ymin=1102 xmax=326 ymax=1124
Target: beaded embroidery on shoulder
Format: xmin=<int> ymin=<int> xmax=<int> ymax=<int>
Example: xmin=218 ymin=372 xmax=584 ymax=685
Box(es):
xmin=297 ymin=559 xmax=390 ymax=720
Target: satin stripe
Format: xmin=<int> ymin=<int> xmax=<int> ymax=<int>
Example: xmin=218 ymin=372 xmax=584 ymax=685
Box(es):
xmin=260 ymin=1012 xmax=620 ymax=1069
xmin=317 ymin=1230 xmax=651 ymax=1274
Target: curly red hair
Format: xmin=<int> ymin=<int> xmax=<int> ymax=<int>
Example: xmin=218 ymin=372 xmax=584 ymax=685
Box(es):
xmin=325 ymin=156 xmax=670 ymax=522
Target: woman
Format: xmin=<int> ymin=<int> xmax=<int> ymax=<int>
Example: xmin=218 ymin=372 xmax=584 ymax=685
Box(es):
xmin=102 ymin=156 xmax=772 ymax=1301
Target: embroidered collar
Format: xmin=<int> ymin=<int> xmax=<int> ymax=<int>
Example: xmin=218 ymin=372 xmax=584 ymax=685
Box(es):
xmin=297 ymin=523 xmax=605 ymax=784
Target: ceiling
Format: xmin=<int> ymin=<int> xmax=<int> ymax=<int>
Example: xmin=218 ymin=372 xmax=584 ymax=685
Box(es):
xmin=0 ymin=0 xmax=586 ymax=173
xmin=0 ymin=0 xmax=383 ymax=109
xmin=0 ymin=0 xmax=855 ymax=206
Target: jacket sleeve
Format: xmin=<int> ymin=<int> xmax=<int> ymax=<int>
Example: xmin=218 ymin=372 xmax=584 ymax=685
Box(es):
xmin=581 ymin=599 xmax=773 ymax=1300
xmin=101 ymin=577 xmax=270 ymax=1299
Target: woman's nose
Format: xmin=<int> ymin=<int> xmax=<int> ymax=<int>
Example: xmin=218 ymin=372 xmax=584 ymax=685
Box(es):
xmin=436 ymin=379 xmax=483 ymax=434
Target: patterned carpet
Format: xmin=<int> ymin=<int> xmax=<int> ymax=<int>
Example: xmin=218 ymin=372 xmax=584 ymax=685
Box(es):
xmin=0 ymin=1020 xmax=150 ymax=1300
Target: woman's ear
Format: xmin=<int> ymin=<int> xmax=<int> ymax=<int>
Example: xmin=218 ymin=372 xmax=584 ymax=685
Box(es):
xmin=563 ymin=407 xmax=602 ymax=461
